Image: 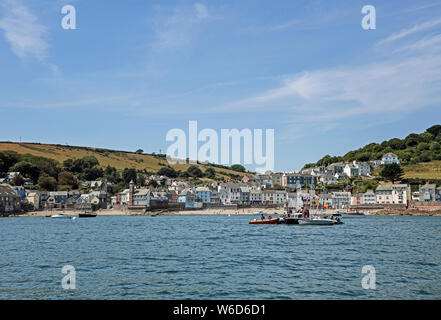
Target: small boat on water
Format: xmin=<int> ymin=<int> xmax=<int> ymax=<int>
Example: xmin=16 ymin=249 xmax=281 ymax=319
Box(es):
xmin=249 ymin=217 xmax=279 ymax=224
xmin=278 ymin=212 xmax=303 ymax=224
xmin=298 ymin=216 xmax=335 ymax=225
xmin=293 ymin=199 xmax=343 ymax=226
xmin=50 ymin=213 xmax=71 ymax=219
xmin=78 ymin=213 xmax=97 ymax=218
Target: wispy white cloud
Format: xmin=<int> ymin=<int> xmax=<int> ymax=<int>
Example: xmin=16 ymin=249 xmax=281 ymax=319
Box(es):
xmin=377 ymin=18 xmax=441 ymax=46
xmin=151 ymin=3 xmax=213 ymax=50
xmin=0 ymin=0 xmax=49 ymax=61
xmin=213 ymin=22 xmax=441 ymax=137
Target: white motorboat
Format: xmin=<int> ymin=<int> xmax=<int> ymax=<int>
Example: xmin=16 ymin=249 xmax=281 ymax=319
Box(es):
xmin=298 ymin=217 xmax=335 ymax=225
xmin=296 ymin=199 xmax=343 ymax=225
xmin=50 ymin=213 xmax=71 ymax=219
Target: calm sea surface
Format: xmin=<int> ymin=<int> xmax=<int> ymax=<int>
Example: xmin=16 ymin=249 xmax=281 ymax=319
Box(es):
xmin=0 ymin=214 xmax=440 ymax=299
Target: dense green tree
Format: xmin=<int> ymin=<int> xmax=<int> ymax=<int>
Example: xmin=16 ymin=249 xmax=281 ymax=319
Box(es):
xmin=12 ymin=174 xmax=25 ymax=186
xmin=380 ymin=164 xmax=404 ymax=183
xmin=135 ymin=149 xmax=144 ymax=154
xmin=10 ymin=161 xmax=40 ymax=182
xmin=426 ymin=125 xmax=441 ymax=137
xmin=122 ymin=168 xmax=137 ymax=183
xmin=187 ymin=165 xmax=203 ymax=178
xmin=157 ymin=167 xmax=178 ymax=178
xmin=404 ymin=133 xmax=420 ymax=147
xmin=417 ymin=142 xmax=430 ymax=151
xmin=58 ymin=171 xmax=78 ymax=189
xmin=388 ymin=138 xmax=406 ymax=150
xmin=0 ymin=151 xmax=21 ymax=173
xmin=419 ymin=150 xmax=432 ymax=162
xmin=230 ymin=164 xmax=246 ymax=172
xmin=419 ymin=132 xmax=433 ymax=143
xmin=82 ymin=167 xmax=104 ymax=181
xmin=38 ymin=175 xmax=57 ymax=191
xmin=204 ymin=167 xmax=216 ymax=179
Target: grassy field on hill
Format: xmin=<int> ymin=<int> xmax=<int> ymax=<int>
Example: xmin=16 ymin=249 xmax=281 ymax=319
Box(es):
xmin=402 ymin=161 xmax=441 ymax=180
xmin=0 ymin=142 xmax=248 ymax=180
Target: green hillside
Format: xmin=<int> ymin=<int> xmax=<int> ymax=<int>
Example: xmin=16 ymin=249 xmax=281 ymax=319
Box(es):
xmin=304 ymin=125 xmax=441 ymax=181
xmin=0 ymin=142 xmax=249 ymax=191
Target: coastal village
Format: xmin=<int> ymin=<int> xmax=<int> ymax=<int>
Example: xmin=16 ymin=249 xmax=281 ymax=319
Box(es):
xmin=1 ymin=152 xmax=441 ymax=217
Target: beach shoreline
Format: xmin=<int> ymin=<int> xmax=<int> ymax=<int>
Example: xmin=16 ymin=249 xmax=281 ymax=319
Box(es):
xmin=8 ymin=207 xmax=441 ymax=217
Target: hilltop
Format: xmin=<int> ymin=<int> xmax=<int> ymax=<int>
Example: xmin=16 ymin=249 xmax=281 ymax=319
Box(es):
xmin=0 ymin=142 xmax=249 ymax=184
xmin=304 ymin=125 xmax=441 ymax=181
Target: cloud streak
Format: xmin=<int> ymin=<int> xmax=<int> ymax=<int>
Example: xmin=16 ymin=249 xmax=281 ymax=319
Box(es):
xmin=151 ymin=3 xmax=213 ymax=50
xmin=377 ymin=18 xmax=441 ymax=46
xmin=0 ymin=0 xmax=49 ymax=61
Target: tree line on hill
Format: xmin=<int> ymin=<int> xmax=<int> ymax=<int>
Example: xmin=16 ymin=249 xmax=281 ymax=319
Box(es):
xmin=0 ymin=150 xmax=247 ymax=192
xmin=304 ymin=125 xmax=441 ymax=168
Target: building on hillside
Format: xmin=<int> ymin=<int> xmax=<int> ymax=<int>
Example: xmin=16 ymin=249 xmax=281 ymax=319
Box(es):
xmin=273 ymin=190 xmax=287 ymax=206
xmin=363 ymin=190 xmax=376 ymax=204
xmin=250 ymin=189 xmax=262 ymax=204
xmin=195 ymin=186 xmax=211 ymax=203
xmin=381 ymin=153 xmax=400 ymax=165
xmin=283 ymin=173 xmax=317 ymax=189
xmin=344 ymin=164 xmax=360 ymax=178
xmin=353 ymin=161 xmax=371 ymax=176
xmin=320 ymin=174 xmax=338 ymax=185
xmin=270 ymin=173 xmax=283 ymax=187
xmin=319 ymin=193 xmax=333 ymax=208
xmin=419 ymin=183 xmax=436 ymax=202
xmin=239 ymin=186 xmax=250 ymax=204
xmin=331 ymin=192 xmax=351 ymax=209
xmin=376 ymin=184 xmax=393 ymax=204
xmin=326 ymin=163 xmax=345 ymax=175
xmin=0 ymin=184 xmax=21 ymax=215
xmin=262 ymin=190 xmax=274 ymax=204
xmin=132 ymin=188 xmax=152 ymax=207
xmin=178 ymin=189 xmax=202 ymax=209
xmin=26 ymin=191 xmax=40 ymax=210
xmin=376 ymin=184 xmax=409 ymax=205
xmin=351 ymin=194 xmax=364 ymax=205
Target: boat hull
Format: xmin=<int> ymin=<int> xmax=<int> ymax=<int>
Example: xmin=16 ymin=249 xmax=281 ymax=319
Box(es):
xmin=249 ymin=218 xmax=279 ymax=225
xmin=50 ymin=214 xmax=71 ymax=219
xmin=79 ymin=213 xmax=97 ymax=218
xmin=298 ymin=218 xmax=335 ymax=225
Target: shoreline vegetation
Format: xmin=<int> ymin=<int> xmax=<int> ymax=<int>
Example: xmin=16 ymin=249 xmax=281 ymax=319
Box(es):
xmin=10 ymin=207 xmax=441 ymax=217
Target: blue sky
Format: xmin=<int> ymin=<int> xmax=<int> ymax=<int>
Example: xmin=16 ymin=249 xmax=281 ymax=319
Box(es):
xmin=1 ymin=0 xmax=441 ymax=171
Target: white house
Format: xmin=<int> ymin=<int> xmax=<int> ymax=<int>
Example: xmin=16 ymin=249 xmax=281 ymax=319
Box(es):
xmin=363 ymin=190 xmax=376 ymax=204
xmin=353 ymin=161 xmax=371 ymax=176
xmin=381 ymin=153 xmax=400 ymax=165
xmin=344 ymin=164 xmax=359 ymax=178
xmin=320 ymin=174 xmax=338 ymax=185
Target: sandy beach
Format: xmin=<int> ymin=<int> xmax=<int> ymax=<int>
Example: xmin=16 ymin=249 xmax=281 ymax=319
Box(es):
xmin=10 ymin=207 xmax=441 ymax=217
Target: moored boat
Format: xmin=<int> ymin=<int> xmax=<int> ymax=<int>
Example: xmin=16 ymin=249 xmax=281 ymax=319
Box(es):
xmin=249 ymin=217 xmax=279 ymax=224
xmin=78 ymin=213 xmax=97 ymax=218
xmin=50 ymin=213 xmax=71 ymax=219
xmin=298 ymin=217 xmax=335 ymax=225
